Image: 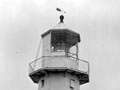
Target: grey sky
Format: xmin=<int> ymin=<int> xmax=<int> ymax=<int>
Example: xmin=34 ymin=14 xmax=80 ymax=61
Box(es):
xmin=0 ymin=0 xmax=120 ymax=90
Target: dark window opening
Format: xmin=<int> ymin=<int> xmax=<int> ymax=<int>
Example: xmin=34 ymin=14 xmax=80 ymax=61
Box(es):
xmin=41 ymin=80 xmax=44 ymax=87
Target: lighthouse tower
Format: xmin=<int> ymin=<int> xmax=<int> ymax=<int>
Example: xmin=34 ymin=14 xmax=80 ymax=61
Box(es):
xmin=29 ymin=15 xmax=89 ymax=90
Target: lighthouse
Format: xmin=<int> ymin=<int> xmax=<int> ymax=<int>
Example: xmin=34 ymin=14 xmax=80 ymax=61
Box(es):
xmin=29 ymin=15 xmax=89 ymax=90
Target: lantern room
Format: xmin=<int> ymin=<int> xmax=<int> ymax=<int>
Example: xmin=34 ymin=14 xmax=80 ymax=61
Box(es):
xmin=41 ymin=15 xmax=80 ymax=59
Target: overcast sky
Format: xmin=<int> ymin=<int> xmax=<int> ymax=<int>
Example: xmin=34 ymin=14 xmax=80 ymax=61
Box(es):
xmin=0 ymin=0 xmax=120 ymax=90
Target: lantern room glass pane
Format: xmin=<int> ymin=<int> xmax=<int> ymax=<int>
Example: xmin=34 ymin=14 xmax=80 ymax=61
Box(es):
xmin=51 ymin=42 xmax=78 ymax=59
xmin=68 ymin=45 xmax=77 ymax=58
xmin=51 ymin=30 xmax=79 ymax=59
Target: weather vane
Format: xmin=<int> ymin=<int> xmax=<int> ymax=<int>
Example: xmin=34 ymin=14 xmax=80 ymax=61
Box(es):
xmin=56 ymin=8 xmax=66 ymax=14
xmin=56 ymin=8 xmax=66 ymax=23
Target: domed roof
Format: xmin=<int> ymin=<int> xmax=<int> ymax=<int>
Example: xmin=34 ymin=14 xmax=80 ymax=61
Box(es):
xmin=53 ymin=22 xmax=69 ymax=29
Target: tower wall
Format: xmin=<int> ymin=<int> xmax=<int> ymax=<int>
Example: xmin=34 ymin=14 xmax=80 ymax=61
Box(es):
xmin=38 ymin=73 xmax=80 ymax=90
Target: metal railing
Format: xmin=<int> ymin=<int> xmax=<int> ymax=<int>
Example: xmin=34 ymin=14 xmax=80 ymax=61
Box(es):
xmin=29 ymin=56 xmax=89 ymax=74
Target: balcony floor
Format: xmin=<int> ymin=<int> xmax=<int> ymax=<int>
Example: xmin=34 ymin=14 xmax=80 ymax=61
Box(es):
xmin=29 ymin=67 xmax=89 ymax=85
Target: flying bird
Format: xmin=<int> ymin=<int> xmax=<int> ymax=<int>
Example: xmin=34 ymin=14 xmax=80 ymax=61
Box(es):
xmin=56 ymin=8 xmax=66 ymax=13
xmin=56 ymin=8 xmax=62 ymax=12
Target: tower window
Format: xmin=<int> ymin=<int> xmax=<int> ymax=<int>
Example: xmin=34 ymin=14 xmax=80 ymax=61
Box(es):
xmin=41 ymin=80 xmax=44 ymax=87
xmin=70 ymin=79 xmax=75 ymax=89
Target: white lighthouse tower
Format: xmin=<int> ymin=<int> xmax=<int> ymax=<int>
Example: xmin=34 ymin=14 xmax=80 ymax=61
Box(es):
xmin=29 ymin=15 xmax=89 ymax=90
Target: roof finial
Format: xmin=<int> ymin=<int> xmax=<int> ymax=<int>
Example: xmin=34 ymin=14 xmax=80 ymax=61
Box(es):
xmin=60 ymin=15 xmax=64 ymax=23
xmin=56 ymin=8 xmax=66 ymax=13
